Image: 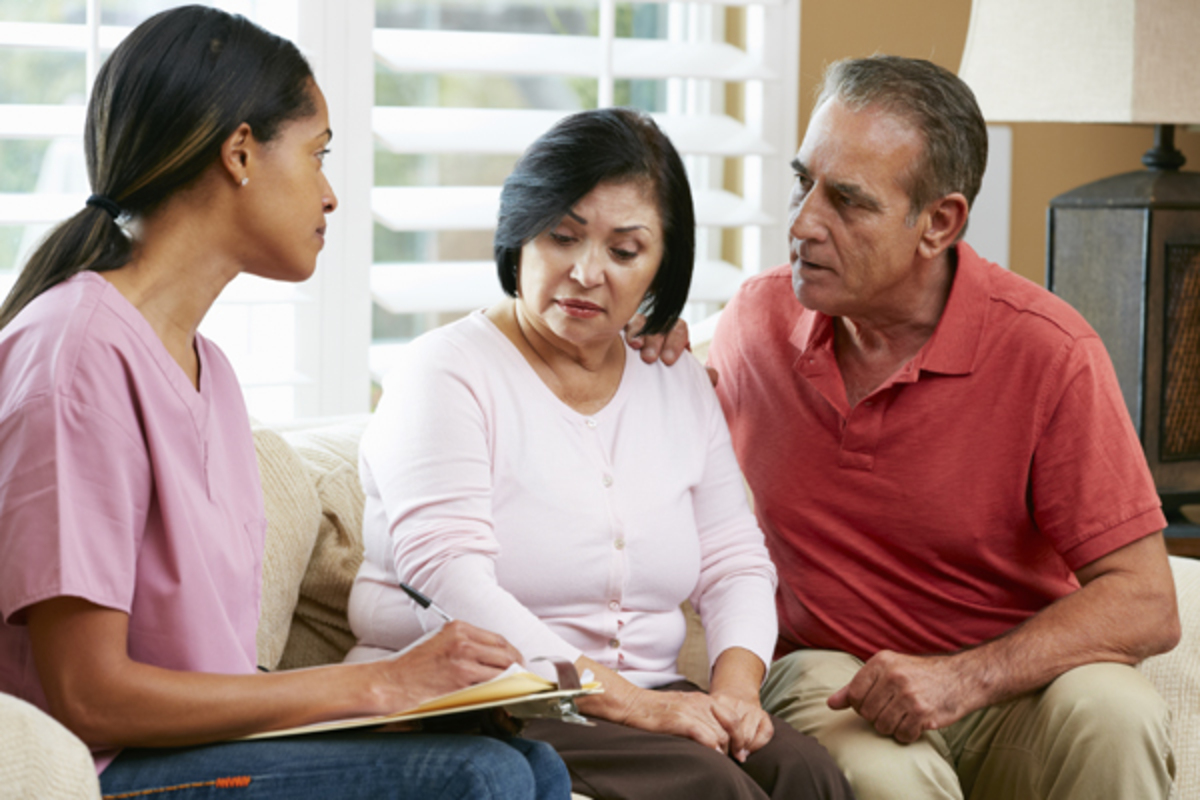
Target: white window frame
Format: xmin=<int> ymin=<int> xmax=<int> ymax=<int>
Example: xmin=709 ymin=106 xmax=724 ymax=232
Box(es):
xmin=291 ymin=0 xmax=375 ymax=418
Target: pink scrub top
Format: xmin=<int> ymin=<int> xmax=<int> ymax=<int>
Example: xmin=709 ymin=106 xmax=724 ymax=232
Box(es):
xmin=0 ymin=271 xmax=265 ymax=772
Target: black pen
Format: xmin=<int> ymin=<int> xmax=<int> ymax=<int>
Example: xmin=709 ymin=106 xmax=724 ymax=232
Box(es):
xmin=399 ymin=582 xmax=454 ymax=623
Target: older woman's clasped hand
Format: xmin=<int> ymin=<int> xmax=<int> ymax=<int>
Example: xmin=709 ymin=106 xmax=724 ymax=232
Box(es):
xmin=709 ymin=690 xmax=775 ymax=763
xmin=619 ymin=688 xmax=773 ymax=763
xmin=576 ymin=647 xmax=774 ymax=763
xmin=616 ymin=687 xmax=731 ymax=750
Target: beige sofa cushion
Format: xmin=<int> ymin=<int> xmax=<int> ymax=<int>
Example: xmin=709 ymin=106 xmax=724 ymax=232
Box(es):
xmin=677 ymin=601 xmax=710 ymax=689
xmin=276 ymin=418 xmax=370 ymax=670
xmin=253 ymin=426 xmax=324 ymax=670
xmin=1138 ymin=555 xmax=1200 ymax=800
xmin=0 ymin=692 xmax=99 ymax=799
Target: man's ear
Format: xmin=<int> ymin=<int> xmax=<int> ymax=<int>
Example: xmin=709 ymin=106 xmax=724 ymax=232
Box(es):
xmin=917 ymin=192 xmax=969 ymax=260
xmin=220 ymin=123 xmax=254 ymax=187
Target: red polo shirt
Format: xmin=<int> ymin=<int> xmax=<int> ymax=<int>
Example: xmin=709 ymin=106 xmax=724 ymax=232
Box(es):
xmin=709 ymin=243 xmax=1166 ymax=661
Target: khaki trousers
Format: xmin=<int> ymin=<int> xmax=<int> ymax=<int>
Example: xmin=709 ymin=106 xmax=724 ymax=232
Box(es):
xmin=761 ymin=649 xmax=1174 ymax=800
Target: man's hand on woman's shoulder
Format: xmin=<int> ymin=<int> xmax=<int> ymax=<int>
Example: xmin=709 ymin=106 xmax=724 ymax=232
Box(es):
xmin=624 ymin=314 xmax=689 ymax=366
xmin=624 ymin=314 xmax=719 ymax=386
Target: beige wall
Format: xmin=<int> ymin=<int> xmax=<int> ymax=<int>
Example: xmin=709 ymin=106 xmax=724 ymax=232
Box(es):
xmin=796 ymin=0 xmax=1200 ymax=286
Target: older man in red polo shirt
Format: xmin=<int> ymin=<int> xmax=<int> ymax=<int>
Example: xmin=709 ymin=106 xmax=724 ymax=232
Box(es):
xmin=707 ymin=56 xmax=1180 ymax=800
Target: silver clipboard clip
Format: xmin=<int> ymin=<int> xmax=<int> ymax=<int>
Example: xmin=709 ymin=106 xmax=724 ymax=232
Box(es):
xmin=529 ymin=657 xmax=594 ymax=726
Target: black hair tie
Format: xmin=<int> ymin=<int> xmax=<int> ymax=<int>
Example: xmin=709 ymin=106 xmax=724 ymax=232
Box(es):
xmin=85 ymin=194 xmax=122 ymax=219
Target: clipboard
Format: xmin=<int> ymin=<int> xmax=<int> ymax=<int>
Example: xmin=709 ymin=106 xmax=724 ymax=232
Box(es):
xmin=241 ymin=661 xmax=601 ymax=740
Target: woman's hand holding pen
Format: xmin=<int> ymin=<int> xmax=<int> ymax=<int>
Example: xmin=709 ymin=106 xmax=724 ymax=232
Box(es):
xmin=25 ymin=597 xmax=521 ymax=747
xmin=365 ymin=621 xmax=523 ymax=715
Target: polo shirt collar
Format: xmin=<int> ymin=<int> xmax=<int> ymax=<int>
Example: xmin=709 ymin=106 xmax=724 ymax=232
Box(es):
xmin=789 ymin=301 xmax=833 ymax=356
xmin=915 ymin=241 xmax=990 ymax=376
xmin=787 ymin=241 xmax=990 ymax=377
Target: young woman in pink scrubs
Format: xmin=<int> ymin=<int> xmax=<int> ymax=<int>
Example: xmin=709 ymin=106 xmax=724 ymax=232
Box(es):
xmin=0 ymin=6 xmax=568 ymax=799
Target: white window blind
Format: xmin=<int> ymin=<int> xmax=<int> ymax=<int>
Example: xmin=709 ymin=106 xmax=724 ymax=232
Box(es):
xmin=368 ymin=0 xmax=799 ymax=380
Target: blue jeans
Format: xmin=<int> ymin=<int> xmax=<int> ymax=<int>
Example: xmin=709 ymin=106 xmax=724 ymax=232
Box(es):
xmin=99 ymin=732 xmax=571 ymax=799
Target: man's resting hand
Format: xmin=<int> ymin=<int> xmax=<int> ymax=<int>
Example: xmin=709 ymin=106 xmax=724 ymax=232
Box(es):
xmin=827 ymin=650 xmax=977 ymax=744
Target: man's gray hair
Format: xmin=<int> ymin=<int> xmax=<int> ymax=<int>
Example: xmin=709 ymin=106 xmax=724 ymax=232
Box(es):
xmin=815 ymin=55 xmax=988 ymax=227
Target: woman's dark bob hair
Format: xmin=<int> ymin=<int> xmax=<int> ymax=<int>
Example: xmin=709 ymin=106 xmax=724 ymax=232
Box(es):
xmin=493 ymin=108 xmax=695 ymax=337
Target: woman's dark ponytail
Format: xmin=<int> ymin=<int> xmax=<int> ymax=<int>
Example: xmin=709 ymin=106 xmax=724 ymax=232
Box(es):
xmin=0 ymin=4 xmax=314 ymax=330
xmin=0 ymin=204 xmax=131 ymax=329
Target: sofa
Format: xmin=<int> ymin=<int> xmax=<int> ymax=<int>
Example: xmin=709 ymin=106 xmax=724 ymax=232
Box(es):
xmin=4 ymin=413 xmax=1200 ymax=799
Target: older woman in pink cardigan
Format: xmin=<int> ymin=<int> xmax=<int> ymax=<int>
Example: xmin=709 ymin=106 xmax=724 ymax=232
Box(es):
xmin=347 ymin=108 xmax=853 ymax=800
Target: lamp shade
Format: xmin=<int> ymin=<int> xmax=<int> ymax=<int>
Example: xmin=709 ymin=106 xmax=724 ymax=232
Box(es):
xmin=958 ymin=0 xmax=1200 ymax=124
